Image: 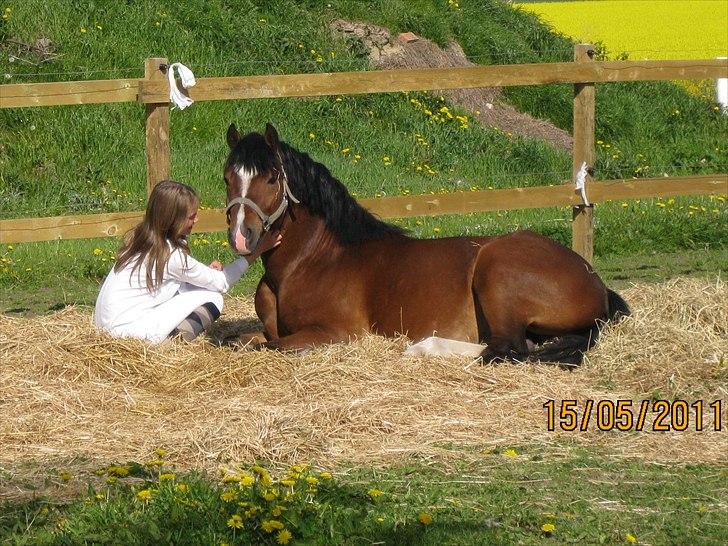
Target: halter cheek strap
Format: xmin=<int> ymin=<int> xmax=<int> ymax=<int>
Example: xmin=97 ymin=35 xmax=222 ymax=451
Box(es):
xmin=225 ymin=166 xmax=300 ymax=232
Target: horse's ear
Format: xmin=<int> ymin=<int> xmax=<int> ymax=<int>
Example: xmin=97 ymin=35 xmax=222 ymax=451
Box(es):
xmin=226 ymin=123 xmax=240 ymax=150
xmin=263 ymin=123 xmax=281 ymax=151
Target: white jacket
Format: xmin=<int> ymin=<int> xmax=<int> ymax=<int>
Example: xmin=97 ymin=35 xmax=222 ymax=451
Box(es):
xmin=94 ymin=247 xmax=249 ymax=343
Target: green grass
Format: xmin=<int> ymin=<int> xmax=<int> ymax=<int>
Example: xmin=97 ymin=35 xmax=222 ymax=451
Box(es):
xmin=1 ymin=447 xmax=726 ymax=545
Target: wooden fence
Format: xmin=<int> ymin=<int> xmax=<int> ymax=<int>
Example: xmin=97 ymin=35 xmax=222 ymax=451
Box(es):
xmin=1 ymin=46 xmax=727 ymax=263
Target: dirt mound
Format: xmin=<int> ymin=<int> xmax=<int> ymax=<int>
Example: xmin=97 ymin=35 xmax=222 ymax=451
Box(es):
xmin=331 ymin=20 xmax=573 ymax=150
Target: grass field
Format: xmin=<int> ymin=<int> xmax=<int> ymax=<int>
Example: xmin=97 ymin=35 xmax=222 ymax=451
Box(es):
xmin=2 ymin=448 xmax=727 ymax=545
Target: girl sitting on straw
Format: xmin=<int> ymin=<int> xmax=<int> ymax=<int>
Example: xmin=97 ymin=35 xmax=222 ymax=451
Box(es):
xmin=94 ymin=180 xmax=280 ymax=343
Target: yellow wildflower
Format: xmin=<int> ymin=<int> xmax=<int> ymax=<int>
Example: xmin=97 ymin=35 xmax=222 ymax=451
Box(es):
xmin=136 ymin=488 xmax=155 ymax=502
xmin=262 ymin=489 xmax=279 ymax=501
xmin=418 ymin=512 xmax=433 ymax=525
xmin=542 ymin=523 xmax=556 ymax=533
xmin=175 ymin=483 xmax=189 ymax=493
xmin=280 ymin=479 xmax=296 ymax=487
xmin=108 ymin=465 xmax=130 ymax=477
xmin=59 ymin=471 xmax=72 ymax=482
xmin=221 ymin=490 xmax=237 ymax=502
xmin=145 ymin=459 xmax=164 ymax=467
xmin=227 ymin=514 xmax=244 ymax=529
xmin=155 ymin=448 xmax=168 ymax=458
xmin=305 ymin=476 xmax=319 ymax=485
xmin=368 ymin=488 xmax=383 ymax=499
xmin=240 ymin=475 xmax=256 ymax=487
xmin=319 ymin=471 xmax=332 ymax=480
xmin=503 ymin=448 xmax=518 ymax=458
xmin=262 ymin=519 xmax=285 ymax=533
xmin=276 ymin=529 xmax=293 ymax=545
xmin=159 ymin=473 xmax=175 ymax=481
xmin=625 ymin=533 xmax=637 ymax=543
xmin=93 ymin=248 xmax=103 ymax=256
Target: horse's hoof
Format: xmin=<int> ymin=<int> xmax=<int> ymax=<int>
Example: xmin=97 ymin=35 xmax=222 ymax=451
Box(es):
xmin=237 ymin=332 xmax=267 ymax=347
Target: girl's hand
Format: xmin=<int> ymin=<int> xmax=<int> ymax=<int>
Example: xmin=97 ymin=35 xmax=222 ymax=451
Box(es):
xmin=248 ymin=230 xmax=283 ymax=262
xmin=209 ymin=260 xmax=223 ymax=271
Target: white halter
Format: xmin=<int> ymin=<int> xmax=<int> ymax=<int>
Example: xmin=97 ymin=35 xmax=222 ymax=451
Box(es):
xmin=225 ymin=165 xmax=300 ymax=231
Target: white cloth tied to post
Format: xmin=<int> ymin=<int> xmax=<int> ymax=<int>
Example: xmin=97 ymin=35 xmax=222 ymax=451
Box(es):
xmin=167 ymin=62 xmax=196 ymax=110
xmin=575 ymin=161 xmax=590 ymax=206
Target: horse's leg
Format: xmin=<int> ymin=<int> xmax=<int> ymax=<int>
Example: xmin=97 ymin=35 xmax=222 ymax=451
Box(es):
xmin=253 ymin=276 xmax=278 ymax=342
xmin=260 ymin=326 xmax=350 ymax=352
xmin=471 ymin=256 xmax=530 ymax=363
xmin=480 ymin=325 xmax=530 ymax=363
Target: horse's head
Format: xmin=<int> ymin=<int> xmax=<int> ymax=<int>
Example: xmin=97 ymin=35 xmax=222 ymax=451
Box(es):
xmin=224 ymin=123 xmax=298 ymax=255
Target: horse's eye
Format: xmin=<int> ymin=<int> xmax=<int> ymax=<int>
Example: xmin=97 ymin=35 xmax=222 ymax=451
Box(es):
xmin=269 ymin=169 xmax=280 ymax=183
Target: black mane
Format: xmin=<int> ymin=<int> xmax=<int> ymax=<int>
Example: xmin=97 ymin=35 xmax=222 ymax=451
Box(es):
xmin=229 ymin=132 xmax=407 ymax=245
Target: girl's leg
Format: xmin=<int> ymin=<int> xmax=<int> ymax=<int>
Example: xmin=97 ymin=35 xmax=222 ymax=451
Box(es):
xmin=170 ymin=301 xmax=221 ymax=341
xmin=117 ymin=289 xmax=224 ymax=343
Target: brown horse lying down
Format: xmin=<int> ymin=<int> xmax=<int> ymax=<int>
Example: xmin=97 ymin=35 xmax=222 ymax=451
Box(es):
xmin=224 ymin=123 xmax=630 ymax=365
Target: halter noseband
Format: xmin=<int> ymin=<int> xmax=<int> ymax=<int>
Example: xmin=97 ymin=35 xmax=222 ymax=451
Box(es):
xmin=225 ymin=163 xmax=300 ymax=232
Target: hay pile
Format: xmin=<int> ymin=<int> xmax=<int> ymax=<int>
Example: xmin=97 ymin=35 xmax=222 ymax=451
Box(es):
xmin=1 ymin=278 xmax=726 ymax=481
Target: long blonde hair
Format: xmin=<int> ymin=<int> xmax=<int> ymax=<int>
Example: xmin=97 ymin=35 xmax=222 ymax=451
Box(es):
xmin=115 ymin=180 xmax=198 ymax=292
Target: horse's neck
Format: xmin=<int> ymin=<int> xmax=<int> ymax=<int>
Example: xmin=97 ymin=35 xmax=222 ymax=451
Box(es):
xmin=262 ymin=206 xmax=340 ymax=279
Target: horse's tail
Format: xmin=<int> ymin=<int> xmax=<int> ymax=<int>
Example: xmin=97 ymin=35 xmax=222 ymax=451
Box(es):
xmin=527 ymin=289 xmax=630 ymax=367
xmin=607 ymin=288 xmax=631 ymax=322
xmin=528 ymin=332 xmax=594 ymax=367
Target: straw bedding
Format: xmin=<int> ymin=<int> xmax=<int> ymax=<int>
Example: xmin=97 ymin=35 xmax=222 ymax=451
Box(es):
xmin=1 ymin=277 xmax=726 ymax=485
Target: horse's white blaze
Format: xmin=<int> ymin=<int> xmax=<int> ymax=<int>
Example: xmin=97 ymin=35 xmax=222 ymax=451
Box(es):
xmin=231 ymin=165 xmax=257 ymax=233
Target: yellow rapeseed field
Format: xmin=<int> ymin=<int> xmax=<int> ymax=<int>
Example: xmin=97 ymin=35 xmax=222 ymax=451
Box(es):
xmin=516 ymin=0 xmax=728 ymax=60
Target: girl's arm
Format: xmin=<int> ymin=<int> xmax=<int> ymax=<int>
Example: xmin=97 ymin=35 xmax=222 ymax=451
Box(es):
xmin=167 ymin=250 xmax=248 ymax=293
xmin=168 ymin=230 xmax=282 ymax=292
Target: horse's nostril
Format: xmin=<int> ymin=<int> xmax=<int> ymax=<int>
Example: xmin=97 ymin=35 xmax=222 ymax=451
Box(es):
xmin=244 ymin=227 xmax=252 ymax=240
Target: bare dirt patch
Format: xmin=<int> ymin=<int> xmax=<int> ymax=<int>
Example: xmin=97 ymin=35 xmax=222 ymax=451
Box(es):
xmin=331 ymin=19 xmax=573 ymax=150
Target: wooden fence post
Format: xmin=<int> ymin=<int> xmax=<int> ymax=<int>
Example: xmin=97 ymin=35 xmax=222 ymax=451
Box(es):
xmin=144 ymin=57 xmax=171 ymax=195
xmin=571 ymin=44 xmax=595 ymax=263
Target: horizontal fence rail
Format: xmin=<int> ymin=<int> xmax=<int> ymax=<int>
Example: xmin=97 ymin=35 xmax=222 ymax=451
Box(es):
xmin=2 ymin=59 xmax=726 ymax=108
xmin=2 ymin=174 xmax=725 ymax=244
xmin=1 ymin=51 xmax=727 ymax=261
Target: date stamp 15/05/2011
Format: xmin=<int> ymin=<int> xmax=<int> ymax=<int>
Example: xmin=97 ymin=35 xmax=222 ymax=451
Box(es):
xmin=543 ymin=399 xmax=724 ymax=433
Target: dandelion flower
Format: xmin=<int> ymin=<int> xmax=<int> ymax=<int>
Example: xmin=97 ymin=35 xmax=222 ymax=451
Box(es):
xmin=276 ymin=529 xmax=293 ymax=545
xmin=221 ymin=490 xmax=237 ymax=502
xmin=280 ymin=479 xmax=295 ymax=487
xmin=227 ymin=514 xmax=244 ymax=529
xmin=368 ymin=488 xmax=383 ymax=499
xmin=625 ymin=533 xmax=637 ymax=543
xmin=541 ymin=523 xmax=556 ymax=533
xmin=240 ymin=475 xmax=255 ymax=487
xmin=136 ymin=488 xmax=155 ymax=502
xmin=262 ymin=489 xmax=279 ymax=501
xmin=262 ymin=520 xmax=285 ymax=533
xmin=93 ymin=248 xmax=103 ymax=256
xmin=175 ymin=483 xmax=189 ymax=493
xmin=418 ymin=512 xmax=433 ymax=525
xmin=504 ymin=448 xmax=518 ymax=458
xmin=59 ymin=471 xmax=72 ymax=482
xmin=159 ymin=473 xmax=175 ymax=481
